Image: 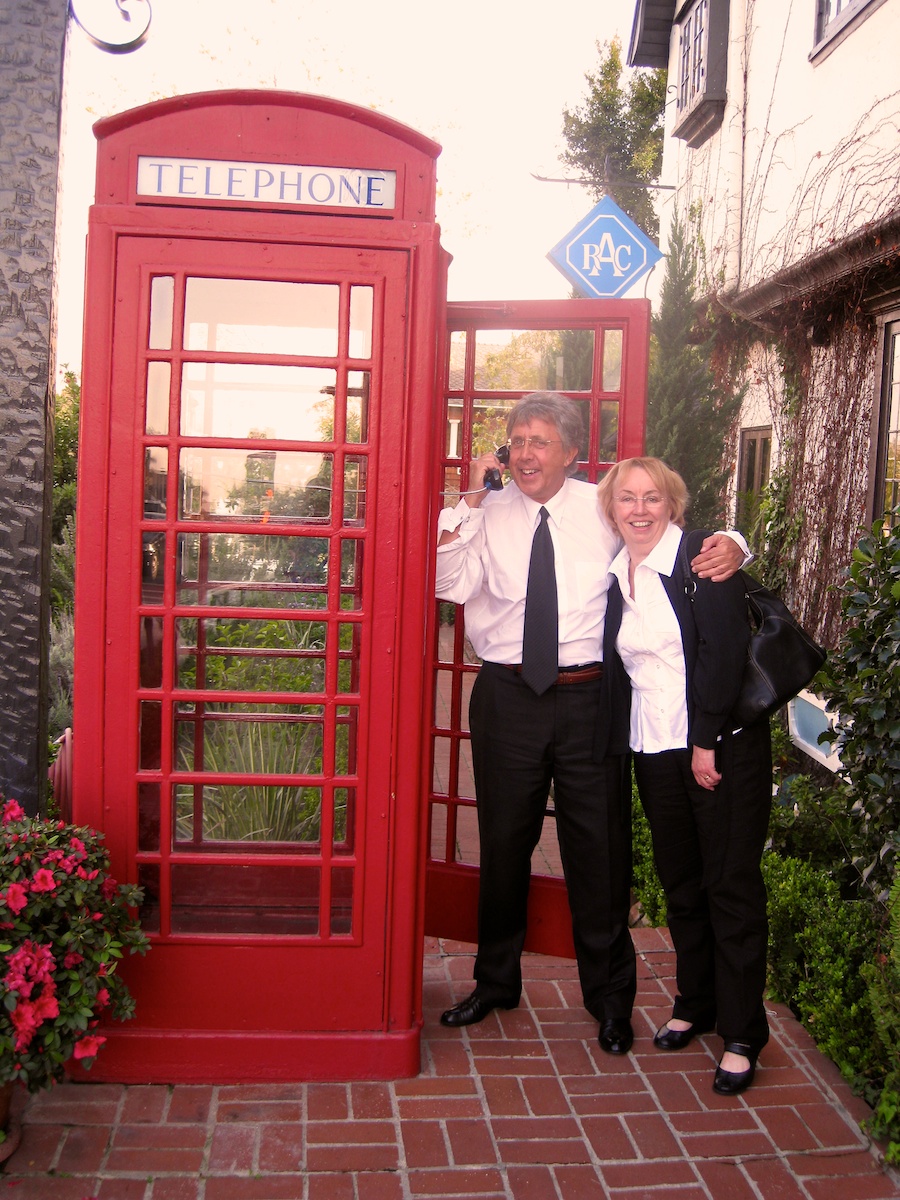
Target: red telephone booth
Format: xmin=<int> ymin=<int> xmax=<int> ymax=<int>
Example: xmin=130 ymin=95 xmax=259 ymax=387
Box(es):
xmin=72 ymin=91 xmax=445 ymax=1081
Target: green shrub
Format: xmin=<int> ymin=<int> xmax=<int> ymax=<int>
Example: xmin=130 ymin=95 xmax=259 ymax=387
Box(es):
xmin=49 ymin=514 xmax=76 ymax=736
xmin=819 ymin=510 xmax=900 ymax=902
xmin=630 ymin=779 xmax=667 ymax=927
xmin=768 ymin=771 xmax=856 ymax=888
xmin=861 ymin=874 xmax=900 ymax=1161
xmin=48 ymin=610 xmax=74 ymax=736
xmin=763 ymin=851 xmax=880 ymax=1087
xmin=50 ymin=513 xmax=76 ymax=617
xmin=758 ymin=511 xmax=900 ymax=1152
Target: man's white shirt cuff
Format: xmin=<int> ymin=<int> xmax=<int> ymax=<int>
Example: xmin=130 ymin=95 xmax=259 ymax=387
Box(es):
xmin=437 ymin=500 xmax=484 ymax=538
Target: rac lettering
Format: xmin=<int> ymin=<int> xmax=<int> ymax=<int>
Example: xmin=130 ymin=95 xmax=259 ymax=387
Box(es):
xmin=581 ymin=233 xmax=632 ymax=277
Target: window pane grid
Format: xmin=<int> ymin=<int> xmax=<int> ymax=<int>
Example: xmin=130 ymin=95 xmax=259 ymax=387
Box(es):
xmin=816 ymin=0 xmax=875 ymax=43
xmin=137 ymin=267 xmax=374 ymax=940
xmin=678 ymin=0 xmax=709 ymax=114
xmin=433 ymin=309 xmax=642 ymax=879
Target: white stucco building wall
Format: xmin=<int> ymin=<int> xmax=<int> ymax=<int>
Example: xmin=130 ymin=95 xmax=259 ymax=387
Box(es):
xmin=629 ymin=0 xmax=900 ymax=641
xmin=657 ymin=0 xmax=900 ymax=296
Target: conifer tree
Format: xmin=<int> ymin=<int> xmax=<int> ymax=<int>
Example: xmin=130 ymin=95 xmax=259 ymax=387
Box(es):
xmin=646 ymin=214 xmax=743 ymax=529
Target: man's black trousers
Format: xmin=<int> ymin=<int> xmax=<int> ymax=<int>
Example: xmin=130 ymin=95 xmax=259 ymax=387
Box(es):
xmin=468 ymin=662 xmax=636 ymax=1020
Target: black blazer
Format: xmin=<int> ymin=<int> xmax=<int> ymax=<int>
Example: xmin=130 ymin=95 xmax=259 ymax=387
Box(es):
xmin=597 ymin=528 xmax=751 ymax=760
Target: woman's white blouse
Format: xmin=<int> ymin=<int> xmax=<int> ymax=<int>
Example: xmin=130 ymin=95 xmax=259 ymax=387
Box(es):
xmin=608 ymin=522 xmax=688 ymax=753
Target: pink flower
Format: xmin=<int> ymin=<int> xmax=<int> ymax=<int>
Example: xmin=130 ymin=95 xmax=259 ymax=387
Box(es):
xmin=44 ymin=849 xmax=81 ymax=875
xmin=95 ymin=988 xmax=110 ymax=1009
xmin=100 ymin=877 xmax=119 ymax=900
xmin=2 ymin=799 xmax=25 ymax=823
xmin=30 ymin=869 xmax=57 ymax=893
xmin=73 ymin=1035 xmax=107 ymax=1060
xmin=10 ymin=983 xmax=59 ymax=1051
xmin=5 ymin=941 xmax=56 ymax=997
xmin=38 ymin=988 xmax=59 ymax=1017
xmin=4 ymin=881 xmax=29 ymax=914
xmin=11 ymin=1003 xmax=42 ymax=1051
xmin=63 ymin=951 xmax=84 ymax=969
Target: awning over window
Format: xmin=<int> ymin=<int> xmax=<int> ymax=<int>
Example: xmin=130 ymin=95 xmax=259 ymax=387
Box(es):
xmin=628 ymin=0 xmax=676 ymax=69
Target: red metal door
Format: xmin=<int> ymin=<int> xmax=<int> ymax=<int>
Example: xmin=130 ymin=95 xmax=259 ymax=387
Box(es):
xmin=425 ymin=299 xmax=650 ymax=956
xmin=85 ymin=233 xmax=410 ymax=1067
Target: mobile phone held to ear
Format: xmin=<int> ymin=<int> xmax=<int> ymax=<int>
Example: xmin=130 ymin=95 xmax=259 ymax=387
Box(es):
xmin=483 ymin=443 xmax=510 ymax=491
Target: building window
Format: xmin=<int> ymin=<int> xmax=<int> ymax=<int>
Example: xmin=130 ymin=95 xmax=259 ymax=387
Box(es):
xmin=673 ymin=0 xmax=729 ymax=147
xmin=813 ymin=0 xmax=885 ymax=57
xmin=874 ymin=321 xmax=900 ymax=527
xmin=737 ymin=427 xmax=772 ymax=549
xmin=677 ymin=1 xmax=706 ymax=113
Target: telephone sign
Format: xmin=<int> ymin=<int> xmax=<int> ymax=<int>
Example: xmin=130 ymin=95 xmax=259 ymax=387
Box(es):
xmin=548 ymin=196 xmax=663 ymax=299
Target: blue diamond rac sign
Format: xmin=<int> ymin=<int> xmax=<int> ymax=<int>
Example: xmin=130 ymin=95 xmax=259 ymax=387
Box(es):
xmin=547 ymin=196 xmax=664 ymax=299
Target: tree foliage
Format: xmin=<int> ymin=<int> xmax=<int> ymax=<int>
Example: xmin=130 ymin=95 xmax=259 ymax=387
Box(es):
xmin=561 ymin=38 xmax=666 ymax=240
xmin=50 ymin=372 xmax=80 ymax=730
xmin=646 ymin=214 xmax=743 ymax=530
xmin=52 ymin=370 xmax=80 ymax=543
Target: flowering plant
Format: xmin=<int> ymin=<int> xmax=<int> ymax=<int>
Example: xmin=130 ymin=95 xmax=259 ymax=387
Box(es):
xmin=0 ymin=798 xmax=149 ymax=1093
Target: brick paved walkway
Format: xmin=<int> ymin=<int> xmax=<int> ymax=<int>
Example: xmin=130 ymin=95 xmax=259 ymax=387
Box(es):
xmin=3 ymin=931 xmax=898 ymax=1199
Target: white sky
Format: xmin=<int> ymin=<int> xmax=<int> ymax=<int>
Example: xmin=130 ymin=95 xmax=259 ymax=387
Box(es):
xmin=55 ymin=0 xmax=641 ymax=380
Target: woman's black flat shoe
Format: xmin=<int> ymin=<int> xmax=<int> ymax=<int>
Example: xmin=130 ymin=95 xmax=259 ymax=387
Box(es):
xmin=712 ymin=1041 xmax=759 ymax=1095
xmin=653 ymin=1016 xmax=715 ymax=1050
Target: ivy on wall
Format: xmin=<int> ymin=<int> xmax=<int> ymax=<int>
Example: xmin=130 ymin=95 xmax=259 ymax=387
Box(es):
xmin=703 ymin=277 xmax=880 ymax=647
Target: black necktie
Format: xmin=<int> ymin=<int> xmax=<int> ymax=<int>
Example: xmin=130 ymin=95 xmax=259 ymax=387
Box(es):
xmin=521 ymin=506 xmax=558 ymax=695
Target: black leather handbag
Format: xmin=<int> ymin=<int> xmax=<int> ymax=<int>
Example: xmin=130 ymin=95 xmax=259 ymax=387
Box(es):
xmin=679 ymin=532 xmax=827 ymax=726
xmin=732 ymin=575 xmax=828 ymax=725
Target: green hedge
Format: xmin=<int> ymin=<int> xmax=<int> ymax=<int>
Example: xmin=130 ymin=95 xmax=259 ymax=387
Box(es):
xmin=631 ymin=783 xmax=667 ymax=927
xmin=762 ymin=851 xmax=879 ymax=1084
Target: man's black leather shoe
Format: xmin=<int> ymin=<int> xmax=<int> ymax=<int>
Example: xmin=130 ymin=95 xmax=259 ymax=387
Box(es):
xmin=598 ymin=1017 xmax=634 ymax=1055
xmin=440 ymin=991 xmax=518 ymax=1027
xmin=712 ymin=1041 xmax=759 ymax=1095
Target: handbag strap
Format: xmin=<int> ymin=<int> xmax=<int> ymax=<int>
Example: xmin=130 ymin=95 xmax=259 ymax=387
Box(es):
xmin=675 ymin=528 xmax=710 ymax=599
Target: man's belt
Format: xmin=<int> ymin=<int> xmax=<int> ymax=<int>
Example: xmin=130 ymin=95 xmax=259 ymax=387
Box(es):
xmin=500 ymin=663 xmax=603 ymax=685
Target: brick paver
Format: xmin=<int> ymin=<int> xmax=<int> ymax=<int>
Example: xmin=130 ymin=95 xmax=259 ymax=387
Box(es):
xmin=2 ymin=933 xmax=898 ymax=1199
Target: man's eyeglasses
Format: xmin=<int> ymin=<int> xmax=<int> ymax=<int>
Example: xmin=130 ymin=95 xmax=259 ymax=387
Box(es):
xmin=508 ymin=436 xmax=561 ymax=451
xmin=613 ymin=493 xmax=666 ymax=508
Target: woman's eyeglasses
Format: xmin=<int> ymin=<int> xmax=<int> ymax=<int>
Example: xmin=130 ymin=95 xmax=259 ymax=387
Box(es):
xmin=613 ymin=493 xmax=666 ymax=508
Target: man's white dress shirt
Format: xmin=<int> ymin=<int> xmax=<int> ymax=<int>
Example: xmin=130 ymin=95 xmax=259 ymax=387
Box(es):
xmin=435 ymin=479 xmax=618 ymax=668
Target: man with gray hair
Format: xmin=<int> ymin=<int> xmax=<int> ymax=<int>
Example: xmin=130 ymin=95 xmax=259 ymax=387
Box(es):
xmin=435 ymin=391 xmax=745 ymax=1054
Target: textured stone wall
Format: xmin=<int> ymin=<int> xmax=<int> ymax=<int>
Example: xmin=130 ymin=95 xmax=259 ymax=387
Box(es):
xmin=0 ymin=1 xmax=68 ymax=810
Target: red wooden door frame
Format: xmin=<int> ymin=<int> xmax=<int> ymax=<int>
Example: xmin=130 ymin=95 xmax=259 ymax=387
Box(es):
xmin=425 ymin=298 xmax=650 ymax=957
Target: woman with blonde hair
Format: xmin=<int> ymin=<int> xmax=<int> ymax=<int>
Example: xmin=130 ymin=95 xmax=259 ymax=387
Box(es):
xmin=596 ymin=457 xmax=772 ymax=1095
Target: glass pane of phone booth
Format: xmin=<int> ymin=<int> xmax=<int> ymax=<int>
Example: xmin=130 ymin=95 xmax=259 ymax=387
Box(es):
xmin=432 ymin=309 xmax=644 ymax=917
xmin=138 ymin=267 xmax=372 ymax=939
